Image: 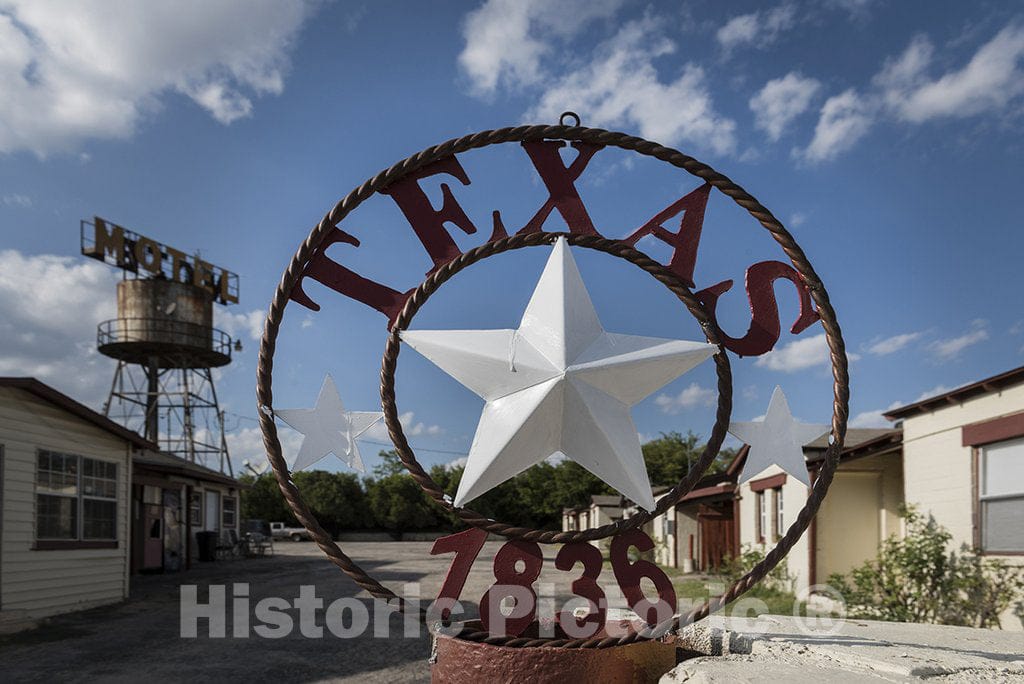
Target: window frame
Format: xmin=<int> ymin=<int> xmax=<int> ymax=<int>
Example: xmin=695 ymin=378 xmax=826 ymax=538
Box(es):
xmin=222 ymin=495 xmax=237 ymax=529
xmin=34 ymin=449 xmax=119 ymax=550
xmin=975 ymin=437 xmax=1024 ymax=555
xmin=189 ymin=490 xmax=203 ymax=527
xmin=755 ymin=490 xmax=766 ymax=543
xmin=772 ymin=486 xmax=784 ymax=542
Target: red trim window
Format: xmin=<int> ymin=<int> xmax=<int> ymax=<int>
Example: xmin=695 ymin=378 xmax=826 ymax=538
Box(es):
xmin=978 ymin=437 xmax=1024 ymax=553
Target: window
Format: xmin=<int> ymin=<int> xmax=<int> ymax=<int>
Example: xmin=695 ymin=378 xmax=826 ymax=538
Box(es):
xmin=756 ymin=491 xmax=766 ymax=543
xmin=979 ymin=437 xmax=1024 ymax=553
xmin=189 ymin=490 xmax=202 ymax=527
xmin=222 ymin=496 xmax=237 ymax=529
xmin=35 ymin=450 xmax=117 ymax=543
xmin=82 ymin=458 xmax=117 ymax=539
xmin=773 ymin=487 xmax=784 ymax=541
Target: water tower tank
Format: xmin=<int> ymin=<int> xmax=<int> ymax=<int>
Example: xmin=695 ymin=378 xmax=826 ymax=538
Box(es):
xmin=98 ymin=279 xmax=231 ymax=368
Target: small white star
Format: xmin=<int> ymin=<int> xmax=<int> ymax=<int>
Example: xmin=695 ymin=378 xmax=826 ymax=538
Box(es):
xmin=729 ymin=386 xmax=829 ymax=486
xmin=401 ymin=237 xmax=717 ymax=511
xmin=274 ymin=375 xmax=383 ymax=472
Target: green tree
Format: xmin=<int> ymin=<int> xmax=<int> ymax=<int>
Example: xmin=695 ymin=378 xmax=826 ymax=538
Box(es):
xmin=239 ymin=473 xmax=294 ymax=525
xmin=642 ymin=431 xmax=737 ymax=485
xmin=365 ymin=450 xmax=440 ymax=535
xmin=293 ymin=471 xmax=367 ymax=535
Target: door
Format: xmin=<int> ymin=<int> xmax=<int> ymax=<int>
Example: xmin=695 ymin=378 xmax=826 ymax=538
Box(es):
xmin=204 ymin=490 xmax=220 ymax=533
xmin=141 ymin=485 xmax=164 ymax=571
xmin=698 ymin=503 xmax=736 ymax=572
xmin=162 ymin=489 xmax=183 ymax=572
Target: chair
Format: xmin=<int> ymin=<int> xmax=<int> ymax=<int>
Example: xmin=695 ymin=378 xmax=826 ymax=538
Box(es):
xmin=216 ymin=529 xmax=242 ymax=559
xmin=245 ymin=532 xmax=274 ymax=557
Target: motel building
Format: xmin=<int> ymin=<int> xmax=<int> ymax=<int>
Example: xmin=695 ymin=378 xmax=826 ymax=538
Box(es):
xmin=562 ymin=365 xmax=1024 ymax=630
xmin=0 ymin=378 xmax=242 ymax=632
xmin=561 ymin=494 xmax=625 ymax=536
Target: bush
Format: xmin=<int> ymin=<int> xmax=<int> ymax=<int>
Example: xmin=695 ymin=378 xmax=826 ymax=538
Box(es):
xmin=721 ymin=544 xmax=794 ymax=595
xmin=829 ymin=506 xmax=1024 ymax=628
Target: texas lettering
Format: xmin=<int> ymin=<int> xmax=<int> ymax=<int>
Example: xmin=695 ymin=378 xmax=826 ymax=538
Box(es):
xmin=289 ymin=141 xmax=819 ymax=356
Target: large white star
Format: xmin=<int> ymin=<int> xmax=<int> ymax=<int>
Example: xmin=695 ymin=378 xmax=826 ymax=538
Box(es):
xmin=274 ymin=375 xmax=383 ymax=473
xmin=729 ymin=386 xmax=829 ymax=487
xmin=400 ymin=237 xmax=717 ymax=511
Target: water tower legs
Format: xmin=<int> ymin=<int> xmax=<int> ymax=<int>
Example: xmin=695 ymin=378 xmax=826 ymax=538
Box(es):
xmin=103 ymin=359 xmax=231 ymax=474
xmin=145 ymin=356 xmax=159 ymax=444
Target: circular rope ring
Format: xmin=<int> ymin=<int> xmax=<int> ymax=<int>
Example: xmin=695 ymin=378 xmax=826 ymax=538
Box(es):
xmin=256 ymin=122 xmax=850 ymax=649
xmin=381 ymin=230 xmax=733 ymax=543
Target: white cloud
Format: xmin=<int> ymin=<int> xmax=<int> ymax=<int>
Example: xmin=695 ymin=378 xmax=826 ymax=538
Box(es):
xmin=826 ymin=0 xmax=876 ymax=17
xmin=750 ymin=72 xmax=821 ymax=141
xmin=446 ymin=456 xmax=468 ymax=470
xmin=227 ymin=425 xmax=303 ymax=474
xmin=799 ymin=22 xmax=1024 ymax=163
xmin=742 ymin=384 xmax=759 ymax=401
xmin=654 ymin=382 xmax=716 ymax=414
xmin=2 ymin=194 xmax=32 ymax=207
xmin=914 ymin=384 xmax=953 ymax=403
xmin=865 ymin=331 xmax=923 ymax=356
xmin=458 ymin=0 xmax=623 ymax=96
xmin=716 ymin=4 xmax=796 ymax=53
xmin=0 ymin=250 xmax=119 ymax=406
xmin=1010 ymin=320 xmax=1024 ymax=336
xmin=755 ymin=333 xmax=862 ymax=373
xmin=216 ymin=308 xmax=265 ymax=342
xmin=849 ymin=400 xmax=901 ymax=428
xmin=789 ymin=212 xmax=807 ymax=227
xmin=927 ymin=320 xmax=989 ymax=361
xmin=525 ymin=17 xmax=737 ymax=155
xmin=876 ymin=25 xmax=1024 ymax=124
xmin=797 ymin=88 xmax=874 ymax=163
xmin=361 ymin=411 xmax=443 ymax=442
xmin=0 ymin=1 xmax=316 ymax=156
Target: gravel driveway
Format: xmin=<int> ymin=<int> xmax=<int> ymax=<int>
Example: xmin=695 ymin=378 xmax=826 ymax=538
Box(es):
xmin=0 ymin=541 xmax=591 ymax=683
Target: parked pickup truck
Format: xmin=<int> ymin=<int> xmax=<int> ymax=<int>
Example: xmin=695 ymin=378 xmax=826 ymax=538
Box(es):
xmin=270 ymin=522 xmax=312 ymax=542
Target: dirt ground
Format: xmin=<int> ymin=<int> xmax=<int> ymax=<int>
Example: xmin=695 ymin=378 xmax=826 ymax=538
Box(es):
xmin=0 ymin=541 xmax=601 ymax=683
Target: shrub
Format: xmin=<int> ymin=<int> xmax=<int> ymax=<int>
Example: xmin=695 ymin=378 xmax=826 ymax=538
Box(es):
xmin=721 ymin=544 xmax=794 ymax=595
xmin=829 ymin=506 xmax=1024 ymax=628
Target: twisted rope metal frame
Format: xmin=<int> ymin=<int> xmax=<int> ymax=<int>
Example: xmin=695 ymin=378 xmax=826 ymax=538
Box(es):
xmin=256 ymin=122 xmax=850 ymax=649
xmin=382 ymin=231 xmax=733 ymax=543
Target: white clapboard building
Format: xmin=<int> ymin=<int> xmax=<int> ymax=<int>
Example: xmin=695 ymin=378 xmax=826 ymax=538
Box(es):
xmin=0 ymin=378 xmax=242 ymax=632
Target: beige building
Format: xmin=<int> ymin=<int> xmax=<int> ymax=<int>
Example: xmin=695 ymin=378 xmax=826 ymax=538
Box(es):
xmin=0 ymin=378 xmax=243 ymax=632
xmin=562 ymin=494 xmax=624 ymax=536
xmin=735 ymin=428 xmax=902 ymax=596
xmin=885 ymin=365 xmax=1024 ymax=630
xmin=646 ymin=475 xmax=738 ymax=573
xmin=0 ymin=378 xmax=142 ymax=630
xmin=131 ymin=448 xmax=242 ymax=573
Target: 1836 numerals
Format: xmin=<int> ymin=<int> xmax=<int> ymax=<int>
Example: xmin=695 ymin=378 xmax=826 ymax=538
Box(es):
xmin=429 ymin=528 xmax=676 ymax=637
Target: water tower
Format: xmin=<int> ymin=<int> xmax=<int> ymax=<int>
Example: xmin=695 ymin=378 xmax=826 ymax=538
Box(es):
xmin=81 ymin=217 xmax=239 ymax=475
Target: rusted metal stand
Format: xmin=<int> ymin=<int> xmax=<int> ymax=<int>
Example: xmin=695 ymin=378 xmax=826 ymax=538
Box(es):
xmin=431 ymin=621 xmax=678 ymax=683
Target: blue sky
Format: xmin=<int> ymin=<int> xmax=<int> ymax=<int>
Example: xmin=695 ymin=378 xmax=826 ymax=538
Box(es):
xmin=1 ymin=0 xmax=1022 ymax=474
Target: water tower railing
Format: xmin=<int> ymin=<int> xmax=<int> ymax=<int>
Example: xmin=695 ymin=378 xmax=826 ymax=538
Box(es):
xmin=97 ymin=318 xmax=233 ymax=359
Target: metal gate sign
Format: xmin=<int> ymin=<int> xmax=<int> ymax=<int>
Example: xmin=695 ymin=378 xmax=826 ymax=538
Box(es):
xmin=257 ymin=113 xmax=850 ymax=649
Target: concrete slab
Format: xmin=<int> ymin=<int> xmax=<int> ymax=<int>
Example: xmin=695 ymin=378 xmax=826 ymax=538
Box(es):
xmin=664 ymin=615 xmax=1024 ymax=683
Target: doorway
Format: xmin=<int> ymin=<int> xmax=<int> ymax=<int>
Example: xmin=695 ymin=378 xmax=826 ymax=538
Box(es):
xmin=698 ymin=502 xmax=736 ymax=572
xmin=204 ymin=490 xmax=220 ymax=533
